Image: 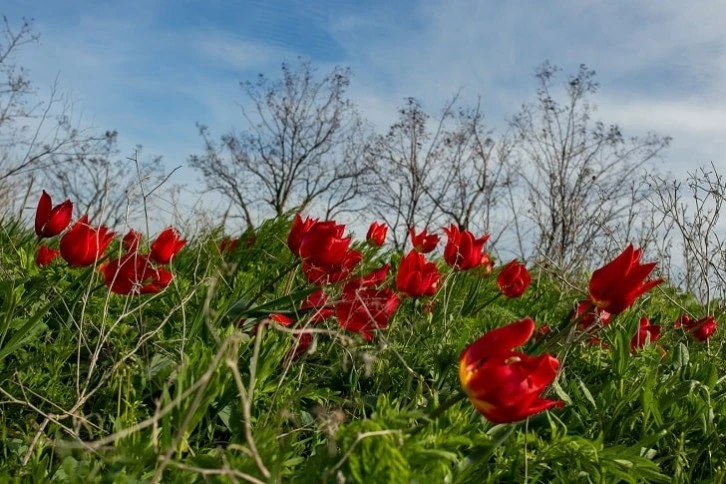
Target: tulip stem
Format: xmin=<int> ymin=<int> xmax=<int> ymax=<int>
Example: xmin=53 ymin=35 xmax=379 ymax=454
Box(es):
xmin=408 ymin=392 xmax=467 ymax=436
xmin=533 ymin=302 xmax=594 ymax=355
xmin=470 ymin=292 xmax=502 ymax=315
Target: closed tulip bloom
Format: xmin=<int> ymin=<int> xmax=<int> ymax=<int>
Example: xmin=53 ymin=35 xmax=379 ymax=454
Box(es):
xmin=59 ymin=215 xmax=115 ymax=267
xmin=366 ymin=221 xmax=388 ymax=247
xmin=497 ymin=260 xmax=532 ymax=298
xmin=396 ymin=250 xmax=441 ymax=297
xmin=335 ymin=287 xmax=400 ymax=341
xmin=589 ymin=244 xmax=663 ymax=314
xmin=298 ymin=221 xmax=351 ymax=267
xmin=675 ymin=314 xmax=717 ymax=342
xmin=287 ymin=214 xmax=318 ymax=257
xmin=36 ymin=245 xmax=60 ymax=266
xmin=150 ymin=227 xmax=186 ymax=264
xmin=443 ymin=225 xmax=490 ymax=270
xmin=630 ymin=316 xmax=661 ymax=352
xmin=103 ymin=253 xmax=173 ymax=295
xmin=459 ymin=318 xmax=563 ymax=423
xmin=35 ymin=190 xmax=73 ymax=238
xmin=409 ymin=227 xmax=440 ymax=253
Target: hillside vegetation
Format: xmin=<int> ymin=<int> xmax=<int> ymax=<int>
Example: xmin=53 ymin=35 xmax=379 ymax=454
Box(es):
xmin=1 ymin=194 xmax=725 ymax=483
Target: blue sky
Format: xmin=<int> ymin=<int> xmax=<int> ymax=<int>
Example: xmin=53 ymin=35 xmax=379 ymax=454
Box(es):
xmin=4 ymin=0 xmax=726 ymax=202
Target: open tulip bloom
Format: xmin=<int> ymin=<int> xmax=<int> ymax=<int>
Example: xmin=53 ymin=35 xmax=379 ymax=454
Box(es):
xmin=589 ymin=244 xmax=663 ymax=314
xmin=396 ymin=250 xmax=441 ymax=298
xmin=150 ymin=227 xmax=186 ymax=264
xmin=103 ymin=252 xmax=173 ymax=295
xmin=59 ymin=215 xmax=115 ymax=267
xmin=459 ymin=318 xmax=563 ymax=424
xmin=409 ymin=227 xmax=440 ymax=253
xmin=287 ymin=214 xmax=319 ymax=257
xmin=443 ymin=225 xmax=490 ymax=270
xmin=335 ymin=287 xmax=400 ymax=341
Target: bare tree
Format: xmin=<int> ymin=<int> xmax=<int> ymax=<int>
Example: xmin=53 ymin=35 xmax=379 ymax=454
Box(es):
xmin=189 ymin=59 xmax=367 ymax=229
xmin=0 ymin=16 xmax=112 ymax=212
xmin=508 ymin=62 xmax=671 ymax=270
xmin=650 ymin=164 xmax=726 ymax=313
xmin=365 ymin=96 xmax=514 ymax=248
xmin=44 ymin=132 xmax=168 ymax=228
xmin=364 ymin=97 xmax=445 ymax=248
xmin=424 ymin=99 xmax=515 ymax=240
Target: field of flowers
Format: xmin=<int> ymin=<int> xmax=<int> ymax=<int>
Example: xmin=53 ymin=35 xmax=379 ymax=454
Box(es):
xmin=1 ymin=190 xmax=725 ymax=482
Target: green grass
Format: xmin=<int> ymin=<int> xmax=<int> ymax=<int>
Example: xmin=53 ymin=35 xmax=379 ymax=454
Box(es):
xmin=0 ymin=215 xmax=724 ymax=483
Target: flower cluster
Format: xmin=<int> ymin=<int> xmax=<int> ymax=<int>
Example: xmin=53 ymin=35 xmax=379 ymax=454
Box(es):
xmin=30 ymin=190 xmax=716 ymax=433
xmin=34 ymin=190 xmax=185 ymax=296
xmin=281 ymin=215 xmax=549 ymax=422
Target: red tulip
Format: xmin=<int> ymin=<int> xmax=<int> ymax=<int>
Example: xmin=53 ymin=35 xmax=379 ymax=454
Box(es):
xmin=102 ymin=253 xmax=172 ymax=295
xmin=253 ymin=313 xmax=312 ymax=361
xmin=298 ymin=220 xmax=350 ymax=267
xmin=59 ymin=215 xmax=115 ymax=267
xmin=496 ymin=260 xmax=532 ymax=298
xmin=219 ymin=237 xmax=238 ymax=254
xmin=302 ymin=249 xmax=362 ymax=285
xmin=343 ymin=264 xmax=390 ymax=293
xmin=589 ymin=244 xmax=663 ymax=314
xmin=443 ymin=225 xmax=490 ymax=270
xmin=335 ymin=287 xmax=400 ymax=341
xmin=287 ymin=214 xmax=319 ymax=257
xmin=301 ymin=289 xmax=334 ymax=322
xmin=409 ymin=227 xmax=440 ymax=253
xmin=630 ymin=316 xmax=661 ymax=352
xmin=268 ymin=313 xmax=294 ymax=327
xmin=674 ymin=314 xmax=717 ymax=342
xmin=286 ymin=332 xmax=314 ymax=362
xmin=366 ymin=221 xmax=388 ymax=247
xmin=122 ymin=230 xmax=142 ymax=252
xmin=534 ymin=324 xmax=550 ymax=342
xmin=36 ymin=245 xmax=60 ymax=266
xmin=34 ymin=190 xmax=73 ymax=238
xmin=459 ymin=318 xmax=563 ymax=423
xmin=396 ymin=250 xmax=441 ymax=297
xmin=150 ymin=227 xmax=186 ymax=264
